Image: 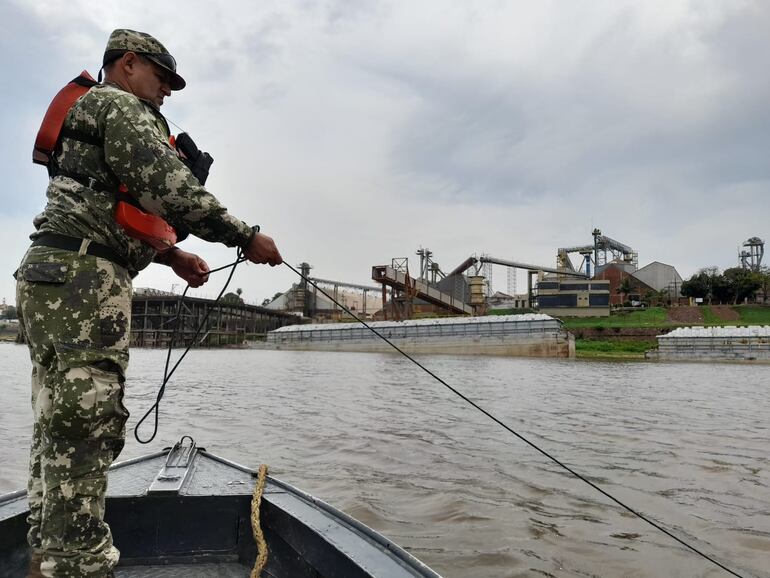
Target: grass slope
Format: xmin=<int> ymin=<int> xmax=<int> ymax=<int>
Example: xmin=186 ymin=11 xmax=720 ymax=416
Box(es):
xmin=736 ymin=306 xmax=770 ymax=325
xmin=562 ymin=307 xmax=670 ymax=330
xmin=563 ymin=305 xmax=770 ymax=331
xmin=563 ymin=305 xmax=770 ymax=359
xmin=575 ymin=339 xmax=656 ymax=359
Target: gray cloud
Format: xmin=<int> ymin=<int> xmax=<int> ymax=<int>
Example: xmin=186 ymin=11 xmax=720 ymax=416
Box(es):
xmin=380 ymin=3 xmax=770 ymax=211
xmin=1 ymin=0 xmax=768 ymax=305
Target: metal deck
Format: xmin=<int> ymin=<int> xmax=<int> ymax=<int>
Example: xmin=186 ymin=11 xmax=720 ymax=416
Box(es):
xmin=115 ymin=562 xmax=248 ymax=577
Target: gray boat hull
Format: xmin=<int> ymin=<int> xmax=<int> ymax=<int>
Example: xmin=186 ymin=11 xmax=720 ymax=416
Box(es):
xmin=0 ymin=439 xmax=440 ymax=578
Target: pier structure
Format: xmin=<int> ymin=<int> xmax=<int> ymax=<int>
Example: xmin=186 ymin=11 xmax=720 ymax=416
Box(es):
xmin=131 ymin=289 xmax=298 ymax=348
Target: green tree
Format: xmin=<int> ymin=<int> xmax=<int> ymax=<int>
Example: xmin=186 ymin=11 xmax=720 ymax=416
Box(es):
xmin=758 ymin=266 xmax=770 ymax=303
xmin=711 ymin=274 xmax=733 ymax=304
xmin=681 ymin=275 xmax=708 ymax=299
xmin=261 ymin=291 xmax=283 ymax=307
xmin=681 ymin=267 xmax=721 ymax=304
xmin=222 ymin=292 xmax=244 ymax=305
xmin=642 ymin=290 xmax=656 ymax=306
xmin=2 ymin=305 xmax=17 ymax=319
xmin=616 ymin=276 xmax=633 ymax=305
xmin=723 ymin=267 xmax=762 ymax=304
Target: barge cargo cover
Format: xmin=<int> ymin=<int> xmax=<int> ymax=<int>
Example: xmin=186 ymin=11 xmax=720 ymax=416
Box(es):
xmin=264 ymin=314 xmax=574 ymax=358
xmin=649 ymin=325 xmax=770 ymax=362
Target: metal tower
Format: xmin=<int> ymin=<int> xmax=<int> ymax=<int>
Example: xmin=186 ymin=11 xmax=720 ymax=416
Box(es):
xmin=507 ymin=267 xmax=517 ymax=295
xmin=592 ymin=229 xmax=638 ymax=270
xmin=297 ymin=262 xmax=313 ymax=317
xmin=557 ymin=245 xmax=595 ymax=276
xmin=416 ymin=247 xmax=445 ymax=284
xmin=740 ymin=237 xmax=764 ymax=271
xmin=481 ymin=256 xmax=494 ymax=297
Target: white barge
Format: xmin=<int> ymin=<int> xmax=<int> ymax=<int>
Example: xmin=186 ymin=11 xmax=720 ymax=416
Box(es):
xmin=264 ymin=314 xmax=575 ymax=358
xmin=648 ymin=325 xmax=770 ymax=362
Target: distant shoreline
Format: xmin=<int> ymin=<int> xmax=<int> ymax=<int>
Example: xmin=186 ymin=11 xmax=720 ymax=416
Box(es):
xmin=557 ymin=304 xmax=770 ymax=359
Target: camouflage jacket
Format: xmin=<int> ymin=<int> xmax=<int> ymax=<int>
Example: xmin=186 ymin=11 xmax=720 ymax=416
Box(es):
xmin=33 ymin=83 xmax=252 ymax=275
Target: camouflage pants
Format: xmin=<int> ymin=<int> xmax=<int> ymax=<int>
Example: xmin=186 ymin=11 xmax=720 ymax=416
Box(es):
xmin=16 ymin=245 xmax=133 ymax=578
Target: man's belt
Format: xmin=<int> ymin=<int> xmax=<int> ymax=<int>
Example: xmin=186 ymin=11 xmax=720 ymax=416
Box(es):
xmin=31 ymin=233 xmax=130 ymax=272
xmin=56 ymin=170 xmax=117 ymax=193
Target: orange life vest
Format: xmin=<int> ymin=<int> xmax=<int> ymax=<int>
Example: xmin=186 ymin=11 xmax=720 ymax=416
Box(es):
xmin=34 ymin=71 xmax=177 ymax=252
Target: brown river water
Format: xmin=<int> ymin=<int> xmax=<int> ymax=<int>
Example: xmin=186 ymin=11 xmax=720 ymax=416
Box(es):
xmin=0 ymin=343 xmax=768 ymax=577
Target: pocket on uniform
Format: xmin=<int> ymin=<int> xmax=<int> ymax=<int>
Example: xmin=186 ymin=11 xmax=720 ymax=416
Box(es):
xmin=48 ymin=363 xmax=129 ymax=443
xmin=21 ymin=262 xmax=69 ymax=284
xmin=87 ymin=364 xmax=129 ymax=462
xmin=54 ymin=342 xmax=129 ymax=376
xmin=88 ymin=364 xmax=130 ymax=435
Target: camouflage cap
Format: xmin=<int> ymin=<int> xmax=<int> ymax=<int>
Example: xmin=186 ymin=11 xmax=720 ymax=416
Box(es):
xmin=103 ymin=29 xmax=186 ymax=90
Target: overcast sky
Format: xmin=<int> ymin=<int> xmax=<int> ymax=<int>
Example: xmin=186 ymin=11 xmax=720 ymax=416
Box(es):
xmin=2 ymin=0 xmax=768 ymax=306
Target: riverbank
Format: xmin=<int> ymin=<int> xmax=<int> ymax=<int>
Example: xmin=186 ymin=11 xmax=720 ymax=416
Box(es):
xmin=559 ymin=305 xmax=770 ymax=359
xmin=0 ymin=324 xmax=18 ymax=343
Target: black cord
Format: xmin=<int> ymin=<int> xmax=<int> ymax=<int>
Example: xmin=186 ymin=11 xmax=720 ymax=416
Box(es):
xmin=283 ymin=262 xmax=748 ymax=578
xmin=133 ymin=251 xmax=246 ymax=444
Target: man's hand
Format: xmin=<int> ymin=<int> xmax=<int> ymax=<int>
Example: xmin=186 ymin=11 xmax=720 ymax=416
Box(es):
xmin=244 ymin=232 xmax=283 ymax=266
xmin=165 ymin=249 xmax=210 ymax=287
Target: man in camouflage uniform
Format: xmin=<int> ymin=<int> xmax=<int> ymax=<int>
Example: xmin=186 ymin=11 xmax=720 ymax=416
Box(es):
xmin=16 ymin=29 xmax=282 ymax=577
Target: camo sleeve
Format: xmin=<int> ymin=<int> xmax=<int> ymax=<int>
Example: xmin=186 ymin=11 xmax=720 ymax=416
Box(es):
xmin=101 ymin=94 xmax=253 ymax=247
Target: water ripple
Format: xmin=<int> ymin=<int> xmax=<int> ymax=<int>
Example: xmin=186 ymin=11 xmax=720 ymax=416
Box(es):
xmin=0 ymin=345 xmax=768 ymax=577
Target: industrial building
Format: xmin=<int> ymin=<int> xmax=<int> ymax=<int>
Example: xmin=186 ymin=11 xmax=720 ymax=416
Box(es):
xmin=535 ymin=277 xmax=611 ymax=317
xmin=261 ymin=229 xmax=696 ymax=323
xmin=265 ymin=283 xmax=381 ymax=319
xmin=592 ymin=263 xmax=653 ymax=306
xmin=633 ymin=261 xmax=684 ymax=301
xmin=551 ymin=230 xmax=686 ymax=309
xmin=592 ymin=261 xmax=683 ymax=306
xmin=487 ymin=291 xmax=531 ymax=310
xmin=526 ymin=229 xmax=637 ymax=315
xmin=267 ymin=241 xmax=617 ymax=321
xmin=264 ymin=263 xmax=383 ymax=320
